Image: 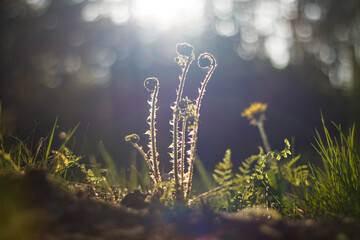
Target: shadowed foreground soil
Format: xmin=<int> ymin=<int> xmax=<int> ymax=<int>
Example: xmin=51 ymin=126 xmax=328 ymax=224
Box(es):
xmin=0 ymin=170 xmax=359 ymax=240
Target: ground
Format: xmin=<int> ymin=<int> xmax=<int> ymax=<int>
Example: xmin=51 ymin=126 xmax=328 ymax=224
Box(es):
xmin=0 ymin=170 xmax=359 ymax=240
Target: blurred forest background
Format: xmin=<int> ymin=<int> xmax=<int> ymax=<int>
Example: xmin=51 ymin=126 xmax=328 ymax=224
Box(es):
xmin=0 ymin=0 xmax=359 ymax=172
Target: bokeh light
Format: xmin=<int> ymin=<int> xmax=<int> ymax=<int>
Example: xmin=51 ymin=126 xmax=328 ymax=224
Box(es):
xmin=14 ymin=0 xmax=359 ymax=91
xmin=303 ymin=3 xmax=322 ymax=21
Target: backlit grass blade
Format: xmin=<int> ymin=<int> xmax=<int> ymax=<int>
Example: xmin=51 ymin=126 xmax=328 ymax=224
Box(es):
xmin=194 ymin=154 xmax=214 ymax=191
xmin=45 ymin=117 xmax=58 ymax=161
xmin=99 ymin=141 xmax=119 ymax=185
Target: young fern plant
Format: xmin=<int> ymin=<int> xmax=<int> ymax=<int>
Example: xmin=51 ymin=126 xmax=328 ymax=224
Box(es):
xmin=196 ymin=140 xmax=299 ymax=211
xmin=169 ymin=43 xmax=195 ymax=197
xmin=125 ymin=43 xmax=217 ymax=202
xmin=184 ymin=52 xmax=217 ymax=199
xmin=125 ymin=78 xmax=162 ymax=185
xmin=144 ymin=77 xmax=162 ymax=184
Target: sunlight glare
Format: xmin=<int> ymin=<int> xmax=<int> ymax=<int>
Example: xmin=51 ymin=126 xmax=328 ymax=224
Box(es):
xmin=131 ymin=0 xmax=205 ymax=31
xmin=26 ymin=0 xmax=49 ymax=10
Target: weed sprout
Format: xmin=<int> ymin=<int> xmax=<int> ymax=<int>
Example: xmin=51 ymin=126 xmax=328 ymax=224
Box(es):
xmin=242 ymin=102 xmax=271 ymax=153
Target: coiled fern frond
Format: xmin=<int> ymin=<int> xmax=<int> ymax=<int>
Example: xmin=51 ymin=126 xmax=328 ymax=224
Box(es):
xmin=126 ymin=43 xmax=217 ymax=202
xmin=170 ymin=43 xmax=195 ymax=194
xmin=144 ymin=77 xmax=161 ymax=183
xmin=184 ymin=53 xmax=217 ymax=199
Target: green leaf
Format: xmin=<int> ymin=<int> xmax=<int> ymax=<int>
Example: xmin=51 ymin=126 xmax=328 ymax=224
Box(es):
xmin=45 ymin=117 xmax=58 ymax=161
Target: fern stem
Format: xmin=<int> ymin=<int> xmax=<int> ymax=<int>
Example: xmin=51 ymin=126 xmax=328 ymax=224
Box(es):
xmin=257 ymin=122 xmax=271 ymax=153
xmin=180 ymin=117 xmax=187 ymax=193
xmin=185 ymin=53 xmax=217 ymax=199
xmin=150 ymin=81 xmax=160 ymax=182
xmin=172 ymin=112 xmax=180 ymax=189
xmin=188 ymin=182 xmax=233 ymax=206
xmin=144 ymin=78 xmax=161 ymax=183
xmin=172 ymin=54 xmax=193 ymax=195
xmin=132 ymin=142 xmax=158 ymax=184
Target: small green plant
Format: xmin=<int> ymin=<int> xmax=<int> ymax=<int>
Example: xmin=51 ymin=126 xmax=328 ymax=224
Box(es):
xmin=297 ymin=118 xmax=360 ymax=219
xmin=201 ymin=140 xmax=301 ymax=212
xmin=190 ymin=103 xmax=308 ymax=215
xmin=0 ymin=117 xmax=78 ymax=173
xmin=0 ymin=106 xmax=119 ymax=201
xmin=125 ymin=43 xmax=217 ymax=202
xmin=52 ymin=147 xmax=104 ymax=186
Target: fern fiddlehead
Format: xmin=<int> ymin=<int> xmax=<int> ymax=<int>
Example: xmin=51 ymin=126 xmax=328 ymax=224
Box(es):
xmin=170 ymin=43 xmax=195 ymax=195
xmin=185 ymin=53 xmax=217 ymax=199
xmin=144 ymin=77 xmax=161 ymax=183
xmin=125 ymin=43 xmax=217 ymax=202
xmin=125 ymin=134 xmax=158 ymax=183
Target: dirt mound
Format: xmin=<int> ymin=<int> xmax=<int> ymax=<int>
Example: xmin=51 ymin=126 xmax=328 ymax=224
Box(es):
xmin=0 ymin=170 xmax=359 ymax=240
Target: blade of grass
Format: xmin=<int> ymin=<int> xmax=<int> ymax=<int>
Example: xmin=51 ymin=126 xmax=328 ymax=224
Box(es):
xmin=99 ymin=141 xmax=119 ymax=185
xmin=45 ymin=117 xmax=58 ymax=161
xmin=119 ymin=168 xmax=126 ymax=190
xmin=194 ymin=154 xmax=214 ymax=191
xmin=128 ymin=149 xmax=138 ymax=191
xmin=58 ymin=123 xmax=80 ymax=152
xmin=140 ymin=160 xmax=150 ymax=192
xmin=0 ymin=102 xmax=3 ymax=148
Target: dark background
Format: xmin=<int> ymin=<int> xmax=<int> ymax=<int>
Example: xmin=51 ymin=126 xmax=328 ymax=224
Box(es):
xmin=0 ymin=0 xmax=359 ymax=172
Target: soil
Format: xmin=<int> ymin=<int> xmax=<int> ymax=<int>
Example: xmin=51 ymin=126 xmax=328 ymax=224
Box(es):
xmin=1 ymin=170 xmax=359 ymax=240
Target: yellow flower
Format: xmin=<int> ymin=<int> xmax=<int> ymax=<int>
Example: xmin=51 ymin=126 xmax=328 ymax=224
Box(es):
xmin=241 ymin=102 xmax=267 ymax=120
